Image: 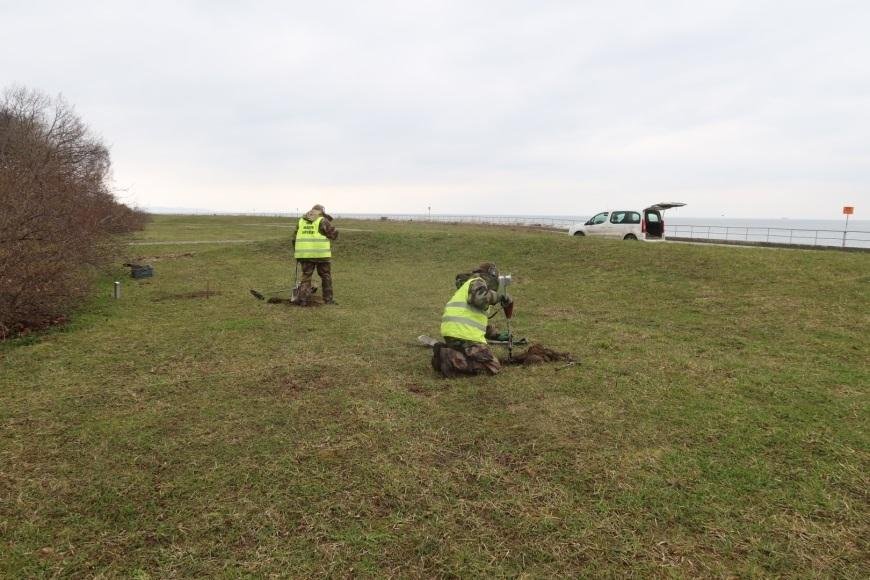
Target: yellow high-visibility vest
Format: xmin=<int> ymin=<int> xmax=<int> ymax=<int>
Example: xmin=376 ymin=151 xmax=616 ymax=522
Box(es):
xmin=294 ymin=217 xmax=331 ymax=259
xmin=441 ymin=277 xmax=488 ymax=343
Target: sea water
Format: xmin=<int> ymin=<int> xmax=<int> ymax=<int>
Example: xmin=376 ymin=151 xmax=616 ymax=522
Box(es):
xmin=335 ymin=212 xmax=869 ymax=248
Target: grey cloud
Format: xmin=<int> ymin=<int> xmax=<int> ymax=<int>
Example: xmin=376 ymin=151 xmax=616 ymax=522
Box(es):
xmin=2 ymin=0 xmax=868 ymax=217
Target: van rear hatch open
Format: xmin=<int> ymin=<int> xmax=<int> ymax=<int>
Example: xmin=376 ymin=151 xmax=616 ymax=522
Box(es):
xmin=646 ymin=202 xmax=686 ymax=212
xmin=643 ymin=202 xmax=685 ymax=239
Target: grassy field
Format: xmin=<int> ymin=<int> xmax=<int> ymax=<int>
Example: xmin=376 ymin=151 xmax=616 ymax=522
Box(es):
xmin=1 ymin=214 xmax=868 ymax=577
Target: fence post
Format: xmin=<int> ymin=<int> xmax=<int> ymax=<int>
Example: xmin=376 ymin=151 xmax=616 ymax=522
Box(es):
xmin=842 ymin=230 xmax=847 ymax=248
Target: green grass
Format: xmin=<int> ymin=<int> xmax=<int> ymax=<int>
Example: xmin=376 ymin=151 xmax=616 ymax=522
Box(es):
xmin=1 ymin=214 xmax=868 ymax=577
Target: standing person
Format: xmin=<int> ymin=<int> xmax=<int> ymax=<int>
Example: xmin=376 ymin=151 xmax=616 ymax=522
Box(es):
xmin=293 ymin=204 xmax=339 ymax=304
xmin=432 ymin=262 xmax=512 ymax=377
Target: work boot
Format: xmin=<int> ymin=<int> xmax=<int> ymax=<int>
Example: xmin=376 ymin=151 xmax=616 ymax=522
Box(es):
xmin=431 ymin=343 xmax=444 ymax=374
xmin=431 ymin=344 xmax=455 ymax=377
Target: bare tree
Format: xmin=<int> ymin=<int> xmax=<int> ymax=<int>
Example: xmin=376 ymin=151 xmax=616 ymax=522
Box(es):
xmin=0 ymin=86 xmax=148 ymax=338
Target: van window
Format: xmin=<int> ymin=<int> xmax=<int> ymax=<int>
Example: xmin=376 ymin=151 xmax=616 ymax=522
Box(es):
xmin=646 ymin=212 xmax=661 ymax=222
xmin=591 ymin=212 xmax=609 ymax=224
xmin=609 ymin=211 xmax=641 ymax=224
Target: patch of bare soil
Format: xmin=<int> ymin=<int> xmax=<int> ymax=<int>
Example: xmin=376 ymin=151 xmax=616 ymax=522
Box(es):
xmin=265 ymin=374 xmax=303 ymax=398
xmin=255 ymin=367 xmax=336 ymax=399
xmin=407 ymin=384 xmax=431 ymax=396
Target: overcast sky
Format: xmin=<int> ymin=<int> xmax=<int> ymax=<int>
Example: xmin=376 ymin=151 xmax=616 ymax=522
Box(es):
xmin=3 ymin=0 xmax=869 ymax=218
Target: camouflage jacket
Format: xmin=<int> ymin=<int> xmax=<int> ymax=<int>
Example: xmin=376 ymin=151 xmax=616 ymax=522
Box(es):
xmin=466 ymin=277 xmax=499 ymax=311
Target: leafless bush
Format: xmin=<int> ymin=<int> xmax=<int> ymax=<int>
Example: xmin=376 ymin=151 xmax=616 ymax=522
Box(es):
xmin=0 ymin=87 xmax=148 ymax=338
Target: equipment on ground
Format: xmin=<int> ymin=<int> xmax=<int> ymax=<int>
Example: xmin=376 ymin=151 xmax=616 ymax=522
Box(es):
xmin=123 ymin=263 xmax=153 ymax=279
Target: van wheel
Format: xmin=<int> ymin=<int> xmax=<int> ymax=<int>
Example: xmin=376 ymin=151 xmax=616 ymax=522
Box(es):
xmin=573 ymin=232 xmax=585 ymax=237
xmin=623 ymin=234 xmax=637 ymax=240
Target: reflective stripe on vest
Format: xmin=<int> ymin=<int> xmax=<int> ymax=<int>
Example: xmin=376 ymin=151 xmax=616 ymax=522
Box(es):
xmin=440 ymin=277 xmax=488 ymax=343
xmin=294 ymin=217 xmax=331 ymax=259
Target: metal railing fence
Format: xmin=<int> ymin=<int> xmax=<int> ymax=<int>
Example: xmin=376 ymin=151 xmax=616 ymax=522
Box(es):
xmin=337 ymin=213 xmax=577 ymax=229
xmin=665 ymin=224 xmax=870 ymax=249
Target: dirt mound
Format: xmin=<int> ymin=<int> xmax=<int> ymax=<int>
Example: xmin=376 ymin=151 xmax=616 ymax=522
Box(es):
xmin=508 ymin=343 xmax=574 ymax=365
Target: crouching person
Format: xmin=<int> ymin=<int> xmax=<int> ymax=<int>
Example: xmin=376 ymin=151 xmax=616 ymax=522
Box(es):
xmin=432 ymin=262 xmax=510 ymax=377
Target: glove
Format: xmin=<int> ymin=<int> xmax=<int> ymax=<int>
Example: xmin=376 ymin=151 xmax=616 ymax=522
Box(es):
xmin=500 ymin=295 xmax=514 ymax=319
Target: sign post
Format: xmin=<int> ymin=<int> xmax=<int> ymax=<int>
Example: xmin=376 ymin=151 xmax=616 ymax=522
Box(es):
xmin=842 ymin=206 xmax=854 ymax=248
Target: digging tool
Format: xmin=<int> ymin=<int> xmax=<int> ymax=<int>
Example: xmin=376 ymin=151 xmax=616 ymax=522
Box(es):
xmin=290 ymin=260 xmax=300 ymax=303
xmin=506 ymin=316 xmax=513 ymax=361
xmin=503 ymin=298 xmax=514 ymax=361
xmin=496 ymin=274 xmax=515 ymax=361
xmin=250 ymin=287 xmax=299 ymax=300
xmin=251 ymin=262 xmax=320 ymax=302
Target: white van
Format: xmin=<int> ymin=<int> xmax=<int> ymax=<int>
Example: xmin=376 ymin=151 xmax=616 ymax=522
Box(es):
xmin=568 ymin=202 xmax=685 ymax=240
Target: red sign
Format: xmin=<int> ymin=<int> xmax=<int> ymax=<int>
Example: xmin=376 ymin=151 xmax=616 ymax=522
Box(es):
xmin=843 ymin=206 xmax=854 ymax=215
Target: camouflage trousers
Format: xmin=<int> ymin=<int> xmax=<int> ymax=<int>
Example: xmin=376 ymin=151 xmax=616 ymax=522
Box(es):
xmin=298 ymin=260 xmax=333 ymax=302
xmin=431 ymin=340 xmax=501 ymax=377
